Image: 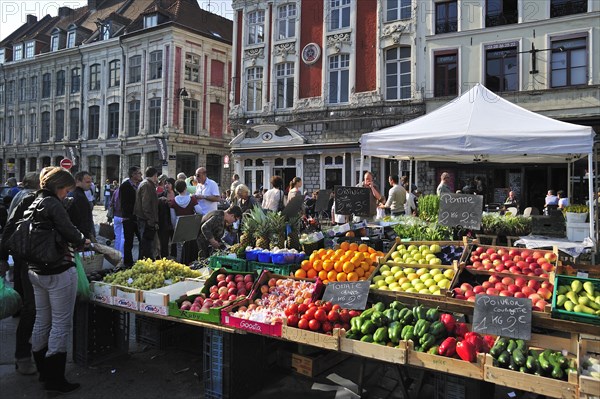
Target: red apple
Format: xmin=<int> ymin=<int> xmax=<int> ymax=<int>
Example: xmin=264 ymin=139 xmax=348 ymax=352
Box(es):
xmin=521 ymin=286 xmax=535 ymax=296
xmin=210 ymin=285 xmax=219 ymax=293
xmin=482 ymin=281 xmax=492 ymax=289
xmin=227 ymin=281 xmax=236 ymax=289
xmin=533 ymin=269 xmax=543 ymax=276
xmin=486 ymin=288 xmax=500 ymax=296
xmin=235 ymin=274 xmax=244 ymax=283
xmin=245 ymin=282 xmax=253 ymax=291
xmin=475 ymin=247 xmax=485 ymax=255
xmin=453 ymin=287 xmax=464 ymax=295
xmin=228 ymin=294 xmax=237 ymax=301
xmin=502 ymin=277 xmax=514 ymax=286
xmin=508 ymin=249 xmax=520 ymax=257
xmin=493 ymin=259 xmax=503 ymax=266
xmin=525 ymin=256 xmax=535 ymax=264
xmin=489 ymin=275 xmax=501 ymax=284
xmin=473 ymin=286 xmax=486 ymax=294
xmin=470 ymin=255 xmax=480 ymax=263
xmin=514 ymin=292 xmax=527 ymax=298
xmin=216 ymin=274 xmax=227 ymax=282
xmin=501 ymin=254 xmax=511 ymax=262
xmin=544 ymin=252 xmax=557 ymax=262
xmin=217 ymin=280 xmax=227 ymax=288
xmin=537 ymin=287 xmax=552 ymax=300
xmin=541 ymin=281 xmax=553 ymax=290
xmin=535 ymin=299 xmax=549 ymax=310
xmin=541 ymin=263 xmax=554 ymax=272
xmin=225 ymin=275 xmax=234 ymax=283
xmin=495 ymin=282 xmax=507 ymax=291
xmin=513 ymin=255 xmax=523 ymax=262
xmin=467 ymin=296 xmax=476 ymax=302
xmin=507 ymin=284 xmax=520 ymax=294
xmin=516 ymin=261 xmax=528 ymax=269
xmin=504 ymin=260 xmax=515 ymax=267
xmin=521 ymin=250 xmax=531 ymax=258
xmin=209 ymin=292 xmax=219 ymax=300
xmin=499 ymin=290 xmax=513 ymax=297
xmin=464 ymin=290 xmax=476 ymax=298
xmin=509 ymin=266 xmax=522 ymax=274
xmin=532 ymin=251 xmax=543 ymax=260
xmin=237 ymin=288 xmax=247 ymax=296
xmin=218 ymin=286 xmax=228 ymax=295
xmin=514 ymin=277 xmax=527 ymax=287
xmin=455 ymin=295 xmax=467 ymax=300
xmin=521 ymin=268 xmax=532 ymax=275
xmin=537 ymin=257 xmax=549 ymax=265
xmin=490 ymin=253 xmax=500 ymax=261
xmin=480 ymin=253 xmax=489 ymax=260
xmin=244 ymin=274 xmax=254 ymax=283
xmin=472 ymin=261 xmax=482 ymax=269
xmin=495 ymin=264 xmax=506 ymax=272
xmin=528 ymin=293 xmax=542 ymax=302
xmin=497 ymin=249 xmax=507 ymax=256
xmin=227 ymin=287 xmax=237 ymax=295
xmin=540 ymin=273 xmax=549 ymax=278
xmin=486 ymin=248 xmax=497 ymax=255
xmin=460 ymin=283 xmax=474 ymax=292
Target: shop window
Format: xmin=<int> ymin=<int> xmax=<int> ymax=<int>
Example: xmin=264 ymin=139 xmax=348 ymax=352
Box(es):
xmin=434 ymin=51 xmax=458 ymax=97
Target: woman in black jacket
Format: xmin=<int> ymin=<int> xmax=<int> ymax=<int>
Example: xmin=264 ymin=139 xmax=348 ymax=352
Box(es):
xmin=26 ymin=167 xmax=90 ymax=394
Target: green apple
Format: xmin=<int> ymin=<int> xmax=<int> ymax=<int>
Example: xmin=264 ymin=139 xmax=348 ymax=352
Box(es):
xmin=404 ymin=268 xmax=415 ymax=274
xmin=384 ymin=276 xmax=396 ymax=285
xmin=391 ymin=266 xmax=402 ymax=274
xmin=432 ymin=290 xmax=441 ymax=296
xmin=419 ymin=245 xmax=429 ymax=252
xmin=428 ymin=285 xmax=439 ymax=293
xmin=373 ymin=275 xmax=384 ymax=283
xmin=413 ymin=253 xmax=423 ymax=261
xmin=429 ymin=258 xmax=442 ymax=265
xmin=419 ymin=288 xmax=431 ymax=294
xmin=430 ymin=268 xmax=442 ymax=276
xmin=430 ymin=244 xmax=441 ymax=253
xmin=376 ymin=280 xmax=387 ymax=287
xmin=421 ymin=249 xmax=432 ymax=256
xmin=433 ymin=274 xmax=445 ymax=283
xmin=410 ymin=249 xmax=420 ymax=256
xmin=437 ymin=279 xmax=451 ymax=289
xmin=370 ymin=284 xmax=377 ymax=289
xmin=423 ymin=278 xmax=436 ymax=288
xmin=381 ymin=270 xmax=392 ymax=277
xmin=443 ymin=269 xmax=455 ymax=279
xmin=379 ymin=286 xmax=390 ymax=291
xmin=405 ymin=287 xmax=417 ymax=293
xmin=409 ymin=260 xmax=418 ymax=265
xmin=425 ymin=254 xmax=437 ymax=261
xmin=391 ymin=251 xmax=401 ymax=260
xmin=416 ymin=268 xmax=429 ymax=276
xmin=402 ymin=253 xmax=411 ymax=260
xmin=397 ymin=244 xmax=406 ymax=251
xmin=391 ymin=286 xmax=402 ymax=292
xmin=380 ymin=265 xmax=391 ymax=273
xmin=397 ymin=277 xmax=409 ymax=285
xmin=394 ymin=271 xmax=406 ymax=280
xmin=418 ymin=259 xmax=428 ymax=264
xmin=407 ymin=245 xmax=417 ymax=252
xmin=413 ymin=282 xmax=426 ymax=291
xmin=420 ymin=273 xmax=432 ymax=282
xmin=406 ymin=273 xmax=419 ymax=281
xmin=388 ymin=282 xmax=400 ymax=289
xmin=401 ymin=282 xmax=413 ymax=290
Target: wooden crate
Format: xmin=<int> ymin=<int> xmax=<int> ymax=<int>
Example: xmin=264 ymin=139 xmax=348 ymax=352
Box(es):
xmin=405 ymin=340 xmax=485 ymax=379
xmin=280 ymin=322 xmax=339 ymax=351
xmin=383 ymin=238 xmax=470 ymax=263
xmin=484 ymin=354 xmax=579 ymax=399
xmin=338 ymin=330 xmax=406 ymax=364
xmin=578 ymin=334 xmax=600 ymax=397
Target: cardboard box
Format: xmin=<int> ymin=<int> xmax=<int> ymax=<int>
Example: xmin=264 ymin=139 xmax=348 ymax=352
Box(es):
xmin=286 ymin=350 xmax=349 ymax=377
xmin=90 ymin=281 xmax=114 ymax=305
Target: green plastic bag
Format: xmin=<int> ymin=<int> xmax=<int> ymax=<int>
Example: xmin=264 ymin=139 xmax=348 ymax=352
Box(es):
xmin=75 ymin=253 xmax=91 ymax=299
xmin=0 ymin=276 xmax=22 ymax=319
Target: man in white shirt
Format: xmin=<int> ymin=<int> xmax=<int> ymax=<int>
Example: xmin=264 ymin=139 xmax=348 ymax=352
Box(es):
xmin=194 ymin=167 xmax=220 ymax=215
xmin=382 ymin=175 xmax=406 ymax=216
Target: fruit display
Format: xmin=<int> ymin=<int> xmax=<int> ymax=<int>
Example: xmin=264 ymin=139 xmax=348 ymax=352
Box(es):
xmin=103 ymin=258 xmax=202 ymax=290
xmin=553 ymin=276 xmax=600 ymax=319
xmin=451 ymin=274 xmax=553 ymax=311
xmin=489 ymin=338 xmax=577 ymax=381
xmin=465 ymin=246 xmax=556 ymax=277
xmin=178 ymin=273 xmax=255 ymax=314
xmin=228 ymin=277 xmax=319 ymax=325
xmin=284 ymin=301 xmax=359 ymax=334
xmin=370 ymin=264 xmax=455 ymax=295
xmin=294 ymin=242 xmax=383 ymax=283
xmin=389 ymin=243 xmax=463 ymax=265
xmin=345 ymin=301 xmax=492 ymax=362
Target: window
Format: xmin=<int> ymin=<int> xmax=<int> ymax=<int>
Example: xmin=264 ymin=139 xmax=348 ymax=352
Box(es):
xmin=329 ymin=0 xmax=351 ymax=30
xmin=67 ymin=31 xmax=75 ymax=48
xmin=55 ymin=110 xmax=65 ymax=141
xmin=128 ymin=55 xmax=141 ymax=83
xmin=30 ymin=76 xmax=37 ymax=100
xmin=144 ymin=14 xmax=158 ymax=28
xmin=107 ymin=103 xmax=119 ymax=138
xmin=6 ymin=80 xmax=14 ymax=103
xmin=14 ymin=44 xmax=23 ymax=60
xmin=148 ymin=98 xmax=161 ymax=134
xmin=56 ymin=70 xmax=65 ymax=96
xmin=29 ymin=113 xmax=37 ymax=142
xmin=551 ymin=37 xmax=587 ymax=87
xmin=51 ymin=35 xmax=59 ymax=51
xmin=71 ymin=68 xmax=80 ymax=93
xmin=88 ymin=106 xmax=100 ymax=139
xmin=127 ymin=100 xmax=140 ymax=137
xmin=211 ymin=60 xmax=225 ymax=87
xmin=277 ymin=4 xmax=296 ymax=40
xmin=386 ymin=0 xmax=412 ymax=21
xmin=185 ymin=53 xmax=201 ymax=82
xmin=149 ymin=50 xmax=162 ymax=80
xmin=209 ymin=103 xmax=224 ymax=138
xmin=25 ymin=41 xmax=34 ymax=58
xmin=19 ymin=78 xmax=27 ymax=101
xmin=246 ymin=67 xmax=263 ymax=112
xmin=247 ymin=10 xmax=265 ymax=44
xmin=109 ymin=60 xmax=120 ymax=87
xmin=276 ymin=62 xmax=294 ymax=109
xmin=69 ymin=108 xmax=79 ymax=140
xmin=486 ymin=0 xmax=518 ymax=27
xmin=551 ymin=0 xmax=587 ymax=18
xmin=6 ymin=117 xmax=14 ymax=144
xmin=41 ymin=112 xmax=50 ymax=142
xmin=0 ymin=49 xmax=4 ymax=63
xmin=386 ymin=47 xmax=411 ymax=100
xmin=102 ymin=23 xmax=111 ymax=40
xmin=89 ymin=64 xmax=100 ymax=90
xmin=434 ymin=51 xmax=458 ymax=97
xmin=485 ymin=43 xmax=518 ymax=92
xmin=436 ymin=1 xmax=458 ymax=34
xmin=0 ymin=84 xmax=3 ymax=105
xmin=328 ymin=54 xmax=350 ymax=103
xmin=17 ymin=115 xmax=25 ymax=143
xmin=183 ymin=99 xmax=199 ymax=135
xmin=42 ymin=73 xmax=51 ymax=98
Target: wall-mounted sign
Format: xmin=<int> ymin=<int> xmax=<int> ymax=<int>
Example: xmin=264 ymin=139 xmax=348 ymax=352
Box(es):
xmin=302 ymin=43 xmax=321 ymax=65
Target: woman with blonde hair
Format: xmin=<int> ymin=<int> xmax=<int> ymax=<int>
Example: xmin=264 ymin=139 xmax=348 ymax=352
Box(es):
xmin=234 ymin=184 xmax=258 ymax=214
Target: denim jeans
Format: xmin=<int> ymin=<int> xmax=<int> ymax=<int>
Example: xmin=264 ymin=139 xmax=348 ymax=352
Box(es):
xmin=28 ymin=267 xmax=77 ymax=356
xmin=15 ymin=258 xmax=35 ymax=359
xmin=113 ymin=216 xmax=125 ymax=256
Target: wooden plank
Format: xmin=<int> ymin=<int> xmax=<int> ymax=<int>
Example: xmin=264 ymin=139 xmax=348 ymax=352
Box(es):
xmin=405 ymin=340 xmax=485 ymax=379
xmin=339 ymin=331 xmax=406 ymax=364
xmin=280 ymin=325 xmax=339 ymax=351
xmin=484 ymin=355 xmax=578 ymax=399
xmin=578 ymin=335 xmax=600 ymax=395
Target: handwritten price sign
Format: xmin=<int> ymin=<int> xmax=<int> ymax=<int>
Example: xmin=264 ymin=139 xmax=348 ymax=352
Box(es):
xmin=321 ymin=281 xmax=370 ymax=310
xmin=438 ymin=193 xmax=483 ymax=230
xmin=472 ymin=294 xmax=532 ymax=340
xmin=334 ymin=186 xmax=370 ymax=216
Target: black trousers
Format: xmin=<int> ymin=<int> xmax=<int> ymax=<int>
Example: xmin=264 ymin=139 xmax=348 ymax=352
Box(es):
xmin=14 ymin=257 xmax=35 ymax=359
xmin=122 ymin=218 xmax=138 ymax=267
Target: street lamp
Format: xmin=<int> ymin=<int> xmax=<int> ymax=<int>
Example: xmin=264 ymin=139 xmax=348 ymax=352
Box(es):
xmin=179 ymin=87 xmax=189 ymax=100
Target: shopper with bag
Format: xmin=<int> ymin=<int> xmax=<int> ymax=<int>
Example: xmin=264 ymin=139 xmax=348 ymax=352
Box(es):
xmin=24 ymin=167 xmax=90 ymax=394
xmin=134 ymin=167 xmax=159 ymax=260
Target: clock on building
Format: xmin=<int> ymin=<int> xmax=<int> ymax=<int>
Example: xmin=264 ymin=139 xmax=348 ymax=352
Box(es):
xmin=302 ymin=43 xmax=321 ymax=65
xmin=261 ymin=132 xmax=273 ymax=141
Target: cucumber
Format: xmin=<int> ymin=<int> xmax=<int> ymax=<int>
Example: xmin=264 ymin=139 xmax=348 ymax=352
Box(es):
xmin=512 ymin=348 xmax=526 ymax=367
xmin=498 ymin=351 xmax=511 ymax=367
xmin=506 ymin=339 xmax=517 ymax=354
xmin=539 ymin=352 xmax=552 ymax=372
xmin=551 ymin=365 xmax=564 ymax=380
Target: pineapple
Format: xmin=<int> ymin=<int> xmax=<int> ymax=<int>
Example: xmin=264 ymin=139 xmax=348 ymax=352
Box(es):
xmin=239 ymin=207 xmax=259 ymax=249
xmin=253 ymin=208 xmax=271 ymax=250
xmin=268 ymin=212 xmax=286 ymax=249
xmin=286 ymin=214 xmax=302 ymax=250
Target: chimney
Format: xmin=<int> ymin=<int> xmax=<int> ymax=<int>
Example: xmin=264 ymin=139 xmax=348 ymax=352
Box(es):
xmin=59 ymin=7 xmax=73 ymax=17
xmin=26 ymin=15 xmax=37 ymax=25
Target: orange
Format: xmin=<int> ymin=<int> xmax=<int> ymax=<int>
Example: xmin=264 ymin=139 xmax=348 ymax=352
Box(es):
xmin=317 ymin=248 xmax=326 ymax=256
xmin=369 ymin=265 xmax=377 ymax=273
xmin=309 ymin=252 xmax=321 ymax=262
xmin=347 ymin=272 xmax=359 ymax=282
xmin=376 ymin=251 xmax=385 ymax=257
xmin=301 ymin=260 xmax=312 ymax=271
xmin=340 ymin=241 xmax=350 ymax=251
xmin=336 ymin=272 xmax=347 ymax=282
xmin=323 ymin=260 xmax=334 ymax=271
xmin=322 ymin=279 xmax=329 ymax=284
xmin=318 ymin=270 xmax=328 ymax=280
xmin=355 ymin=267 xmax=365 ymax=277
xmin=313 ymin=260 xmax=323 ymax=271
xmin=307 ymin=269 xmax=318 ymax=279
xmin=358 ymin=243 xmax=369 ymax=252
xmin=349 ymin=242 xmax=359 ymax=251
xmin=334 ymin=261 xmax=344 ymax=273
xmin=353 ymin=252 xmax=364 ymax=262
xmin=343 ymin=261 xmax=354 ymax=273
xmin=327 ymin=270 xmax=338 ymax=281
xmin=334 ymin=249 xmax=344 ymax=258
xmin=368 ymin=246 xmax=376 ymax=254
xmin=359 ymin=277 xmax=366 ymax=281
xmin=295 ymin=269 xmax=307 ymax=278
xmin=360 ymin=261 xmax=370 ymax=271
xmin=369 ymin=253 xmax=379 ymax=263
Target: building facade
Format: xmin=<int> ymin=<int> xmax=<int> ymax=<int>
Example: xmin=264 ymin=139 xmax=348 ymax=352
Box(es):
xmin=229 ymin=0 xmax=599 ymax=208
xmin=0 ymin=0 xmax=234 ymax=189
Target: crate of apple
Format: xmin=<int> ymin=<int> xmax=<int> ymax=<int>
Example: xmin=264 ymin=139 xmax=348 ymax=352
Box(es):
xmin=466 ymin=246 xmax=557 ymax=277
xmin=452 ymin=274 xmax=553 ymax=311
xmin=284 ymin=301 xmax=358 ymax=334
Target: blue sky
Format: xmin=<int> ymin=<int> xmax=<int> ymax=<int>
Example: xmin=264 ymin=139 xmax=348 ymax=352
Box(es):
xmin=0 ymin=0 xmax=234 ymax=41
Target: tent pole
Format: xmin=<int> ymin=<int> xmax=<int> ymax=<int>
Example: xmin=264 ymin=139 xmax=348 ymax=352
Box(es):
xmin=359 ymin=152 xmax=364 ymax=185
xmin=409 ymin=160 xmax=413 ymax=191
xmin=567 ymin=161 xmax=571 ymax=201
xmin=588 ymin=153 xmax=595 ymax=245
xmin=415 ymin=160 xmax=419 ymax=189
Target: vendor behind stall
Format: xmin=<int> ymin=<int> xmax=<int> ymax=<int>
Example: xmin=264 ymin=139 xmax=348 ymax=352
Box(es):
xmin=197 ymin=205 xmax=243 ymax=259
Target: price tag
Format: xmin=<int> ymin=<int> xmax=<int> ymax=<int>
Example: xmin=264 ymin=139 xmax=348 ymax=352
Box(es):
xmin=321 ymin=281 xmax=370 ymax=310
xmin=576 ymin=271 xmax=589 ymax=278
xmin=438 ymin=193 xmax=483 ymax=230
xmin=472 ymin=294 xmax=532 ymax=340
xmin=334 ymin=186 xmax=371 ymax=216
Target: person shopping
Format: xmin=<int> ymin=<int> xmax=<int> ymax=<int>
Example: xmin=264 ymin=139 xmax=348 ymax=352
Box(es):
xmin=26 ymin=167 xmax=90 ymax=394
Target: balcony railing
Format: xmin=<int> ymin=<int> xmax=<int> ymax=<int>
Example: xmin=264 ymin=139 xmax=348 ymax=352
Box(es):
xmin=551 ymin=0 xmax=587 ymax=18
xmin=485 ymin=11 xmax=518 ymax=27
xmin=435 ymin=20 xmax=458 ymax=34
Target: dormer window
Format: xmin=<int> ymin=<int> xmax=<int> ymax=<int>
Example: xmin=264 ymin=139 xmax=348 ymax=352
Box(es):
xmin=51 ymin=35 xmax=59 ymax=51
xmin=67 ymin=31 xmax=76 ymax=48
xmin=102 ymin=23 xmax=111 ymax=40
xmin=0 ymin=49 xmax=4 ymax=64
xmin=14 ymin=44 xmax=23 ymax=60
xmin=144 ymin=14 xmax=158 ymax=28
xmin=25 ymin=41 xmax=35 ymax=58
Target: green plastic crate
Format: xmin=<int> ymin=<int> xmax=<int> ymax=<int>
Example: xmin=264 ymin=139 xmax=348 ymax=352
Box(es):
xmin=551 ymin=274 xmax=600 ymax=326
xmin=208 ymin=255 xmax=247 ymax=272
xmin=247 ymin=261 xmax=297 ymax=276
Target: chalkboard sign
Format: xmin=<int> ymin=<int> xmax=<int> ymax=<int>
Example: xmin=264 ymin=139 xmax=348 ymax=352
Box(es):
xmin=472 ymin=295 xmax=532 ymax=340
xmin=334 ymin=186 xmax=370 ymax=216
xmin=438 ymin=193 xmax=483 ymax=230
xmin=315 ymin=189 xmax=332 ymax=213
xmin=321 ymin=281 xmax=370 ymax=310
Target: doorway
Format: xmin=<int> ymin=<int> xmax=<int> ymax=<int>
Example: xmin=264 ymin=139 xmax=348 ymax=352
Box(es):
xmin=523 ymin=167 xmax=547 ymax=210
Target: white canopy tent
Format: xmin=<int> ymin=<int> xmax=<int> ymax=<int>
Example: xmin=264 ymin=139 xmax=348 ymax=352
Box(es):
xmin=359 ymin=84 xmax=596 ymax=241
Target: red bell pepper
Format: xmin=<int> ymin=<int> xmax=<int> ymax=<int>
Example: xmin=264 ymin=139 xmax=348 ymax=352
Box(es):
xmin=453 ymin=322 xmax=469 ymax=338
xmin=482 ymin=335 xmax=496 ymax=353
xmin=439 ymin=313 xmax=456 ymax=334
xmin=464 ymin=332 xmax=485 ymax=353
xmin=438 ymin=337 xmax=457 ymax=357
xmin=456 ymin=340 xmax=477 ymax=362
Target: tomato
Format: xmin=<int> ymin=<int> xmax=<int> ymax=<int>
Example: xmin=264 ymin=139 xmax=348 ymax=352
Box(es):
xmin=322 ymin=302 xmax=333 ymax=312
xmin=339 ymin=309 xmax=351 ymax=323
xmin=285 ymin=303 xmax=299 ymax=316
xmin=313 ymin=300 xmax=323 ymax=307
xmin=321 ymin=321 xmax=333 ymax=333
xmin=305 ymin=306 xmax=317 ymax=320
xmin=333 ymin=323 xmax=343 ymax=330
xmin=314 ymin=309 xmax=328 ymax=322
xmin=308 ymin=319 xmax=321 ymax=331
xmin=308 ymin=302 xmax=317 ymax=308
xmin=298 ymin=303 xmax=309 ymax=314
xmin=342 ymin=323 xmax=350 ymax=331
xmin=331 ymin=304 xmax=342 ymax=312
xmin=287 ymin=315 xmax=299 ymax=327
xmin=327 ymin=310 xmax=339 ymax=323
xmin=298 ymin=319 xmax=309 ymax=330
xmin=348 ymin=310 xmax=361 ymax=318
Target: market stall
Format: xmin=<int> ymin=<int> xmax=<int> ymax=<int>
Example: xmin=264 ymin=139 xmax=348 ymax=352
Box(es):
xmin=359 ymin=84 xmax=596 ymax=242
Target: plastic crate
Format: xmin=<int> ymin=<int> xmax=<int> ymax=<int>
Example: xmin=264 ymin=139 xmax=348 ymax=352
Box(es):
xmin=73 ymin=301 xmax=130 ymax=366
xmin=134 ymin=315 xmax=178 ymax=349
xmin=204 ymin=329 xmax=226 ymax=399
xmin=208 ymin=256 xmax=247 ymax=272
xmin=551 ymin=274 xmax=600 ymax=326
xmin=247 ymin=261 xmax=297 ymax=276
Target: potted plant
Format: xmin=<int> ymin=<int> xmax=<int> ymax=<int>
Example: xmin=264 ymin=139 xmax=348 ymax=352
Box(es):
xmin=563 ymin=204 xmax=588 ymax=223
